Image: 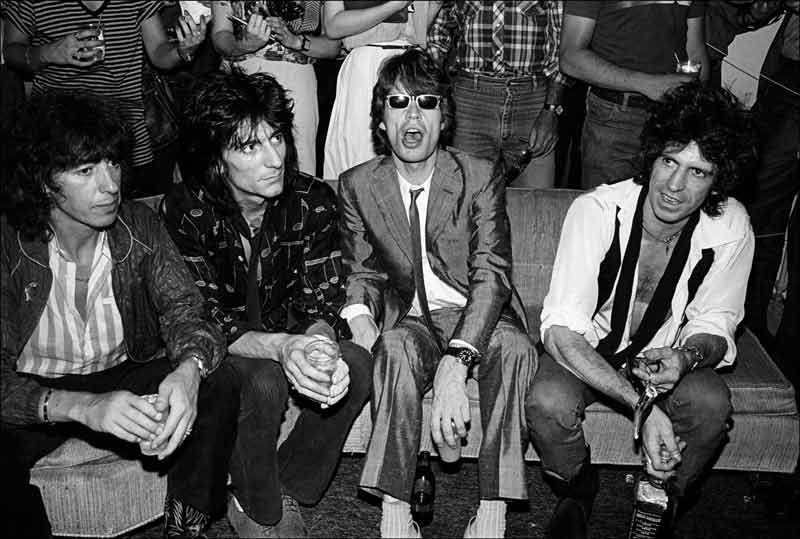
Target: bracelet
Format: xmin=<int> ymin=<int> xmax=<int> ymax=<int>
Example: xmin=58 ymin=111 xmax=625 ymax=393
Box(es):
xmin=676 ymin=345 xmax=704 ymax=372
xmin=42 ymin=388 xmax=54 ymax=423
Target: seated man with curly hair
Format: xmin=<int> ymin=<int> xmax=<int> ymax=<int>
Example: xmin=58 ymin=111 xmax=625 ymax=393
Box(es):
xmin=1 ymin=91 xmax=239 ymax=538
xmin=525 ymin=81 xmax=758 ymax=539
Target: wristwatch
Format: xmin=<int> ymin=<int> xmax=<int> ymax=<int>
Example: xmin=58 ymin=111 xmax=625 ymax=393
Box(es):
xmin=300 ymin=35 xmax=311 ymax=52
xmin=543 ymin=103 xmax=564 ymax=116
xmin=444 ymin=346 xmax=482 ymax=369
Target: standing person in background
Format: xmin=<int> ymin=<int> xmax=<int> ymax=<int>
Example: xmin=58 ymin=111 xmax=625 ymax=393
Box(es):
xmin=428 ymin=0 xmax=567 ymax=188
xmin=560 ymin=0 xmax=709 ymax=189
xmin=322 ymin=0 xmax=440 ymax=180
xmin=1 ymin=0 xmax=207 ymax=197
xmin=211 ymin=1 xmax=342 ymax=176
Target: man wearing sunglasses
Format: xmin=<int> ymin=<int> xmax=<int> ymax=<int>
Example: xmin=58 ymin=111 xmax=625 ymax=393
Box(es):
xmin=338 ymin=49 xmax=537 ymax=538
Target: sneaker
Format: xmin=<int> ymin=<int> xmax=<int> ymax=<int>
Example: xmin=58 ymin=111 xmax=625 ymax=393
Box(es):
xmin=463 ymin=515 xmax=505 ymax=539
xmin=380 ymin=518 xmax=421 ymax=539
xmin=163 ymin=496 xmax=209 ymax=538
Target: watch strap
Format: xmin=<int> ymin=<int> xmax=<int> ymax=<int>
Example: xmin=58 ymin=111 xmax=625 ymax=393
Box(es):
xmin=444 ymin=346 xmax=481 ymax=368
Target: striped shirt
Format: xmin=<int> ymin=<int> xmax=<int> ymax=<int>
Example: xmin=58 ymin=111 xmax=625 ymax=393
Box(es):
xmin=17 ymin=232 xmax=127 ymax=378
xmin=3 ymin=1 xmax=163 ymax=167
xmin=428 ymin=0 xmax=565 ymax=82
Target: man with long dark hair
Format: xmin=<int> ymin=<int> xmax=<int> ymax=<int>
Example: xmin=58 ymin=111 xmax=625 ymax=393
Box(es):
xmin=160 ymin=69 xmax=371 ymax=538
xmin=0 ymin=90 xmax=239 ymax=538
xmin=526 ymin=81 xmax=757 ymax=538
xmin=339 ymin=48 xmax=537 ymax=538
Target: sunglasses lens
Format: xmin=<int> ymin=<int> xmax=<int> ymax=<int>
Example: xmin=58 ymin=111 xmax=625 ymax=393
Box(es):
xmin=417 ymin=95 xmax=440 ymax=109
xmin=388 ymin=95 xmax=410 ymax=109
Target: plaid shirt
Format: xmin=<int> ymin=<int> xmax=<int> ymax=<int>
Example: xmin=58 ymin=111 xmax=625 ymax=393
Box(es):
xmin=160 ymin=174 xmax=348 ymax=344
xmin=428 ymin=0 xmax=566 ymax=83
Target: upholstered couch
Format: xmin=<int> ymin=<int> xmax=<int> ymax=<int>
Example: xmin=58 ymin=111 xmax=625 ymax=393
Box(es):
xmin=30 ymin=187 xmax=799 ymax=537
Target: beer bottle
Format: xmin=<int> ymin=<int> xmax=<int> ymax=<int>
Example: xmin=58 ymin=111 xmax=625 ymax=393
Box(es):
xmin=410 ymin=451 xmax=435 ymax=523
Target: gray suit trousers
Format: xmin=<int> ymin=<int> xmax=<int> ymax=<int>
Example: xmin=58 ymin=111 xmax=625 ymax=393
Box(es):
xmin=359 ymin=307 xmax=537 ymax=501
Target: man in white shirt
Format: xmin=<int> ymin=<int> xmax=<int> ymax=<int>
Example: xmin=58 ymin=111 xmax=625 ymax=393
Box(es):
xmin=338 ymin=49 xmax=537 ymax=539
xmin=526 ymin=81 xmax=757 ymax=539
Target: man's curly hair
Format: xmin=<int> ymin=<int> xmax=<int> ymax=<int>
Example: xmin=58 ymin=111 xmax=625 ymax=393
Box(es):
xmin=179 ymin=69 xmax=299 ymax=216
xmin=636 ymin=81 xmax=758 ymax=217
xmin=1 ymin=91 xmax=131 ymax=241
xmin=370 ymin=48 xmax=455 ymax=155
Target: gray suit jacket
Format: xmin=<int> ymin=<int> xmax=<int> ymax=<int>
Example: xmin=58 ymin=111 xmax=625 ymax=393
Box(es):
xmin=338 ymin=148 xmax=526 ymax=355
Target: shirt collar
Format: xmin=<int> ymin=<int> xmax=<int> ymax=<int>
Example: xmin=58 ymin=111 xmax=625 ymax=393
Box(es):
xmin=613 ymin=179 xmax=745 ymax=250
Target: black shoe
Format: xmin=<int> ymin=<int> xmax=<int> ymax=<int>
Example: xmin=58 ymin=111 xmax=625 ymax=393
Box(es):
xmin=544 ymin=452 xmax=599 ymax=539
xmin=163 ymin=496 xmax=210 ymax=538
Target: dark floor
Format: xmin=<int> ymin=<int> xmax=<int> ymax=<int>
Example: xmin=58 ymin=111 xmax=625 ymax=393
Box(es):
xmin=121 ymin=454 xmax=799 ymax=539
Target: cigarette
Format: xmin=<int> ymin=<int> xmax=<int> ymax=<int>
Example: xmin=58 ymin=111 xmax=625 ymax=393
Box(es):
xmin=228 ymin=14 xmax=247 ymax=25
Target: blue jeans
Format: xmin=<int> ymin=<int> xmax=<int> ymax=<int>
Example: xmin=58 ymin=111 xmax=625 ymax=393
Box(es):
xmin=581 ymin=89 xmax=649 ymax=189
xmin=452 ymin=73 xmax=554 ymax=188
xmin=526 ymin=352 xmax=732 ymax=497
xmin=227 ymin=341 xmax=371 ymax=525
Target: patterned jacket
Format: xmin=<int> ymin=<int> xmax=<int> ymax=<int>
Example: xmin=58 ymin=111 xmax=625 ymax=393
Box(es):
xmin=0 ymin=201 xmax=226 ymax=426
xmin=159 ymin=173 xmax=348 ymax=344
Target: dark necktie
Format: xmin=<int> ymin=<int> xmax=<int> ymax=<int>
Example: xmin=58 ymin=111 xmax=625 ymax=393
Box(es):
xmin=245 ymin=227 xmax=265 ymax=327
xmin=409 ymin=188 xmax=442 ymax=353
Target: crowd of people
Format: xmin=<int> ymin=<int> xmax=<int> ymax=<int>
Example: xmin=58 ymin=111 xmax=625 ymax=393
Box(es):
xmin=1 ymin=1 xmax=798 ymax=539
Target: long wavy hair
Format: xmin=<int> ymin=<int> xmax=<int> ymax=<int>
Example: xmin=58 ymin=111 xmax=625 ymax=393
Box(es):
xmin=370 ymin=48 xmax=455 ymax=156
xmin=1 ymin=91 xmax=131 ymax=241
xmin=636 ymin=81 xmax=757 ymax=217
xmin=179 ymin=69 xmax=299 ymax=216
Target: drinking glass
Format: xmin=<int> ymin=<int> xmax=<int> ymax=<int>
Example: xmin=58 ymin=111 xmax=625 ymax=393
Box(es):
xmin=304 ymin=336 xmax=340 ymax=392
xmin=139 ymin=393 xmax=169 ymax=456
xmin=75 ymin=22 xmax=105 ymax=61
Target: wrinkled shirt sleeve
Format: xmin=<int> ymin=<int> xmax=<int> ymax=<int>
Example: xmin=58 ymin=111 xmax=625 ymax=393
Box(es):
xmin=678 ymin=213 xmax=755 ymax=368
xmin=540 ymin=194 xmax=615 ymax=347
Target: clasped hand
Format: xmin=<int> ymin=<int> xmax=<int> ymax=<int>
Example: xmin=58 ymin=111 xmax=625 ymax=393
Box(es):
xmin=630 ymin=346 xmax=688 ymax=394
xmin=281 ymin=334 xmax=350 ymax=408
xmin=640 ymin=406 xmax=687 ymax=481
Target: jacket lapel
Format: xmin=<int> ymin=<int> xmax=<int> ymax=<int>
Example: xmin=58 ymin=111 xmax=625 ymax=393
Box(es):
xmin=369 ymin=156 xmax=413 ymax=263
xmin=427 ymin=150 xmax=463 ymax=245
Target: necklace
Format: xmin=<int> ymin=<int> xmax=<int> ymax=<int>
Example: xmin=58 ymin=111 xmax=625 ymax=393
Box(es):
xmin=641 ymin=222 xmax=683 ymax=255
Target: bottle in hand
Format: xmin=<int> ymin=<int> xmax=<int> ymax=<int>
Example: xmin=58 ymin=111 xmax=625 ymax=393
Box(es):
xmin=410 ymin=451 xmax=435 ymax=524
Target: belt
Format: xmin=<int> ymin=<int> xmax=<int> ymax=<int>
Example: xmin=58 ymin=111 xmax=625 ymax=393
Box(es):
xmin=455 ymin=69 xmax=538 ymax=85
xmin=590 ymin=86 xmax=653 ymax=109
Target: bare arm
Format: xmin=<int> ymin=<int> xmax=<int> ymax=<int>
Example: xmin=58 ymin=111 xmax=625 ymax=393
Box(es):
xmin=228 ymin=330 xmax=290 ymax=360
xmin=544 ymin=324 xmax=640 ymax=411
xmin=323 ymin=0 xmax=412 ymax=39
xmin=559 ymin=14 xmax=693 ymax=101
xmin=141 ymin=12 xmax=208 ymax=70
xmin=2 ymin=18 xmax=104 ymax=72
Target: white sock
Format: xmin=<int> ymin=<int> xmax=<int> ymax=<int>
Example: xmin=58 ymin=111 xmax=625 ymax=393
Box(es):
xmin=381 ymin=495 xmax=414 ymax=538
xmin=472 ymin=500 xmax=507 ymax=538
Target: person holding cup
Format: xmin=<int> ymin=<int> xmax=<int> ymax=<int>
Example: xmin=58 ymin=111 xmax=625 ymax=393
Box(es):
xmin=160 ymin=69 xmax=371 ymax=538
xmin=0 ymin=90 xmax=239 ymax=539
xmin=2 ymin=0 xmax=209 ymax=196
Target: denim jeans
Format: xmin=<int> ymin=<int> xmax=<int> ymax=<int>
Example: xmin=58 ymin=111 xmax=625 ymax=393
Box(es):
xmin=2 ymin=357 xmax=240 ymax=533
xmin=452 ymin=73 xmax=554 ymax=188
xmin=526 ymin=352 xmax=732 ymax=497
xmin=581 ymin=89 xmax=649 ymax=189
xmin=227 ymin=341 xmax=371 ymax=525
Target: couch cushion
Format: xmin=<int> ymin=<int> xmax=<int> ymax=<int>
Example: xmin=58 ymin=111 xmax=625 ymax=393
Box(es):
xmin=506 ymin=188 xmax=582 ymax=336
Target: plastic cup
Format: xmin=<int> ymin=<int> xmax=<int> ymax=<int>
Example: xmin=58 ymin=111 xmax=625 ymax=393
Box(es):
xmin=304 ymin=337 xmax=339 ymax=392
xmin=75 ymin=22 xmax=106 ymax=61
xmin=139 ymin=393 xmax=168 ymax=456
